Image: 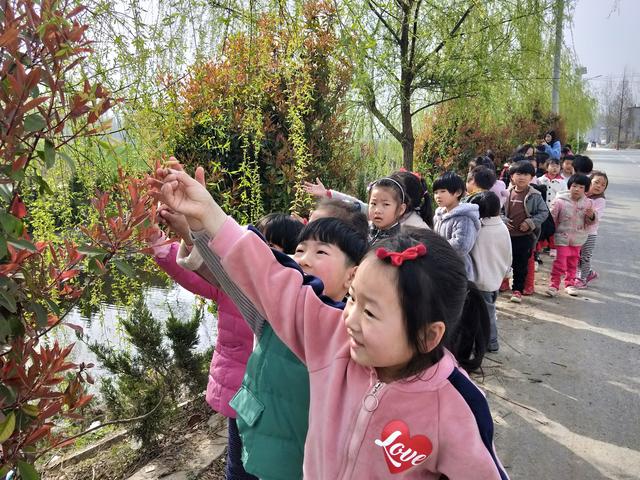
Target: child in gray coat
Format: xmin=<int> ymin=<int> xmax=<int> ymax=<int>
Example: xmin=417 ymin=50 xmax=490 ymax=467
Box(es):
xmin=433 ymin=172 xmax=481 ymax=280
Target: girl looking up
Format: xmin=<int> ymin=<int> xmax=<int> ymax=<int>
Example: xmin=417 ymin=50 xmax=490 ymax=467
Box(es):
xmin=150 ymin=167 xmax=507 ymax=479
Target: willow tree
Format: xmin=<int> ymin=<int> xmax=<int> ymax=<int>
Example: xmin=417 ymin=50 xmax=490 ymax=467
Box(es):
xmin=344 ymin=0 xmax=554 ymax=170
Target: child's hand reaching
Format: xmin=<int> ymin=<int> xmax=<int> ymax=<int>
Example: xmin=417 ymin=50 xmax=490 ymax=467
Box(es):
xmin=158 ymin=205 xmax=192 ymax=245
xmin=302 ymin=177 xmax=328 ymax=198
xmin=149 ymin=166 xmax=227 ymax=235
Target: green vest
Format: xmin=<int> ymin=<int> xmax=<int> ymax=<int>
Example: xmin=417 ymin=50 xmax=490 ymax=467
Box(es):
xmin=229 ymin=323 xmax=309 ymax=480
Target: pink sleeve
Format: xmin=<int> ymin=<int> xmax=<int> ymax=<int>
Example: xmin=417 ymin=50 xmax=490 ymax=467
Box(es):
xmin=210 ymin=217 xmax=346 ymax=369
xmin=550 ymin=198 xmax=561 ymax=225
xmin=154 ymin=242 xmax=221 ymax=301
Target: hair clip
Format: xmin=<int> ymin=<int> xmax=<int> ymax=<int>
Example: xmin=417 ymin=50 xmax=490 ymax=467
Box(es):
xmin=376 ymin=244 xmax=427 ymax=266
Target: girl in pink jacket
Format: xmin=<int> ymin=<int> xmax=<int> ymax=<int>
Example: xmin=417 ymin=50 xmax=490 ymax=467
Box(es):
xmin=151 ymin=168 xmax=509 ymax=480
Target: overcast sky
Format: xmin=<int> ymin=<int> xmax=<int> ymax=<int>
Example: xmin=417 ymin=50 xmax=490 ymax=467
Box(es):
xmin=568 ymin=0 xmax=640 ymax=95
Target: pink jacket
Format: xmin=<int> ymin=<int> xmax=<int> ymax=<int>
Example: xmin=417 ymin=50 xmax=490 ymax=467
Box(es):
xmin=550 ymin=192 xmax=596 ymax=247
xmin=201 ymin=218 xmax=508 ymax=479
xmin=154 ymin=241 xmax=253 ymax=418
xmin=585 ymin=196 xmax=605 ymax=235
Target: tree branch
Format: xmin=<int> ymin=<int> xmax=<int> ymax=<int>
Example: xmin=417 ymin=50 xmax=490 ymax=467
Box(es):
xmin=364 ymin=89 xmax=403 ymax=143
xmin=411 ymin=94 xmax=468 ymax=116
xmin=414 ymin=2 xmax=475 ymax=73
xmin=35 ymin=391 xmax=169 ymax=461
xmin=368 ymin=0 xmax=401 ymax=45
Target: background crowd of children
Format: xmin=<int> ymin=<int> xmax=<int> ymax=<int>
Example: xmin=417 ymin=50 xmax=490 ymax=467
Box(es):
xmin=141 ymin=131 xmax=607 ymax=479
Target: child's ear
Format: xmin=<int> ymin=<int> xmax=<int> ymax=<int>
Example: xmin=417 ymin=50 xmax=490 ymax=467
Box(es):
xmin=398 ymin=202 xmax=407 ymax=217
xmin=343 ymin=265 xmax=358 ymax=291
xmin=418 ymin=322 xmax=446 ymax=353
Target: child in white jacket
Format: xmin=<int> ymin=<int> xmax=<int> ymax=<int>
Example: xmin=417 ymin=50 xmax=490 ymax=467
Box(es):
xmin=470 ymin=191 xmax=512 ymax=352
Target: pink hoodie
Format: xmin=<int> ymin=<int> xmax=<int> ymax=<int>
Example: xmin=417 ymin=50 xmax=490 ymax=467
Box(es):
xmin=199 ymin=218 xmax=508 ymax=479
xmin=153 ymin=241 xmax=253 ymax=418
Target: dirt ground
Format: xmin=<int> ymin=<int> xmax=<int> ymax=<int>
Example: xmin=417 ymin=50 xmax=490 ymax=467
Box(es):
xmin=43 ymin=401 xmax=227 ymax=480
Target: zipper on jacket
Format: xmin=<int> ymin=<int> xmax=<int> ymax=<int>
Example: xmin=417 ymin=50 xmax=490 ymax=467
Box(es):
xmin=338 ymin=378 xmax=386 ymax=479
xmin=363 ymin=380 xmax=384 ymax=412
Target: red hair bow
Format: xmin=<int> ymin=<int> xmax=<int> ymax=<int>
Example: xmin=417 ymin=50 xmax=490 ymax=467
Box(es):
xmin=376 ymin=244 xmax=427 ymax=266
xmin=399 ymin=167 xmax=422 ymax=180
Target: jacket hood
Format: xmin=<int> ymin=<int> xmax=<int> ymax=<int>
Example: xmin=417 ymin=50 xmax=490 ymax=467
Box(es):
xmin=435 ymin=202 xmax=481 ymax=229
xmin=555 ymin=190 xmax=586 ymax=203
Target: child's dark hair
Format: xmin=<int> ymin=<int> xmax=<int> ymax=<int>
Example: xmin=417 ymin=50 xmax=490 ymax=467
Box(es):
xmin=469 ymin=191 xmax=501 ymax=218
xmin=567 ymin=173 xmax=591 ymax=192
xmin=548 ymin=158 xmax=560 ymax=165
xmin=432 ymin=171 xmax=466 ymax=199
xmin=390 ymin=170 xmax=434 ymax=228
xmin=545 ymin=130 xmax=557 ymax=143
xmin=508 ymin=160 xmax=536 ymax=177
xmin=254 ymin=213 xmax=304 ymax=254
xmin=535 ymin=151 xmax=550 ymax=164
xmin=572 ymin=155 xmax=593 ymax=175
xmin=371 ymin=227 xmax=489 ymax=376
xmin=368 ymin=177 xmax=406 ymax=206
xmin=476 ymin=155 xmax=496 ymax=170
xmin=298 ymin=217 xmax=368 ymax=266
xmin=516 ymin=143 xmax=534 ymax=156
xmin=467 ymin=166 xmax=496 ymax=190
xmin=313 ymin=198 xmax=369 ymax=237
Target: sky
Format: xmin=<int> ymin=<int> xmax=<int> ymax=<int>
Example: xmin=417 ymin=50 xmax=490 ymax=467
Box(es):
xmin=568 ymin=0 xmax=640 ymax=96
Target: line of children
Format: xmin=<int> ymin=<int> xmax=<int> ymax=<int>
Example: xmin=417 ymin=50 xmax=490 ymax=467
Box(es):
xmin=150 ymin=166 xmax=508 ymax=479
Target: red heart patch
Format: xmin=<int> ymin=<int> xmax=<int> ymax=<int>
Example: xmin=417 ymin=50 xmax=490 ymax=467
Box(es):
xmin=374 ymin=420 xmax=433 ymax=474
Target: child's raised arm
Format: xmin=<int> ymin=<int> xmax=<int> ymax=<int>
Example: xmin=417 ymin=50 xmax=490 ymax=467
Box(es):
xmin=150 ymin=168 xmax=346 ymax=368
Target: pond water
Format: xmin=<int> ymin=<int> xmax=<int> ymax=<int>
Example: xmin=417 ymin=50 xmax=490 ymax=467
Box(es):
xmin=58 ymin=283 xmax=217 ymax=385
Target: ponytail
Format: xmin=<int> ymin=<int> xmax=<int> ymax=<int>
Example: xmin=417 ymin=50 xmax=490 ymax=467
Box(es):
xmin=446 ymin=281 xmax=489 ymax=372
xmin=418 ymin=188 xmax=434 ymax=228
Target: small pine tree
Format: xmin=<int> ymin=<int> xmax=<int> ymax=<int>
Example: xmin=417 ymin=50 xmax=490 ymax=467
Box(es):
xmin=90 ymin=296 xmax=209 ymax=446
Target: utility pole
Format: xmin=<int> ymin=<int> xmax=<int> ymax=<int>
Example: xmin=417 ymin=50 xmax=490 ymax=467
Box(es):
xmin=617 ymin=71 xmax=627 ymax=150
xmin=551 ymin=0 xmax=564 ymax=115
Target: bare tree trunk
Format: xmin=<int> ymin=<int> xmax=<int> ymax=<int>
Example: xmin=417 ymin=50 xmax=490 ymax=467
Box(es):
xmin=400 ymin=2 xmax=415 ymax=171
xmin=551 ymin=0 xmax=564 ymax=115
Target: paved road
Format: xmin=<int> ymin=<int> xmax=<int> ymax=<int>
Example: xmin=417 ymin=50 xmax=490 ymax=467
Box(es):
xmin=484 ymin=148 xmax=640 ymax=480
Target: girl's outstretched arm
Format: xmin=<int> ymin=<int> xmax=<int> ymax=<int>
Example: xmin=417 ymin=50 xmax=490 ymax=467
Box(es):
xmin=150 ymin=168 xmax=346 ymax=368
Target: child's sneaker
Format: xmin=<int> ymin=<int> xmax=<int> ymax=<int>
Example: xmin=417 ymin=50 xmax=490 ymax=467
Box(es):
xmin=499 ymin=278 xmax=510 ymax=292
xmin=510 ymin=291 xmax=522 ymax=303
xmin=549 ymin=249 xmax=557 ymax=258
xmin=523 ymin=288 xmax=535 ymax=296
xmin=545 ymin=287 xmax=558 ymax=297
xmin=574 ymin=279 xmax=588 ymax=289
xmin=565 ymin=286 xmax=579 ymax=296
xmin=586 ymin=271 xmax=599 ymax=284
xmin=488 ymin=342 xmax=500 ymax=353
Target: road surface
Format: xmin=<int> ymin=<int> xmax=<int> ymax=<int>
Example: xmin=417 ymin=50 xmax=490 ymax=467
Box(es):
xmin=486 ymin=148 xmax=640 ymax=480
